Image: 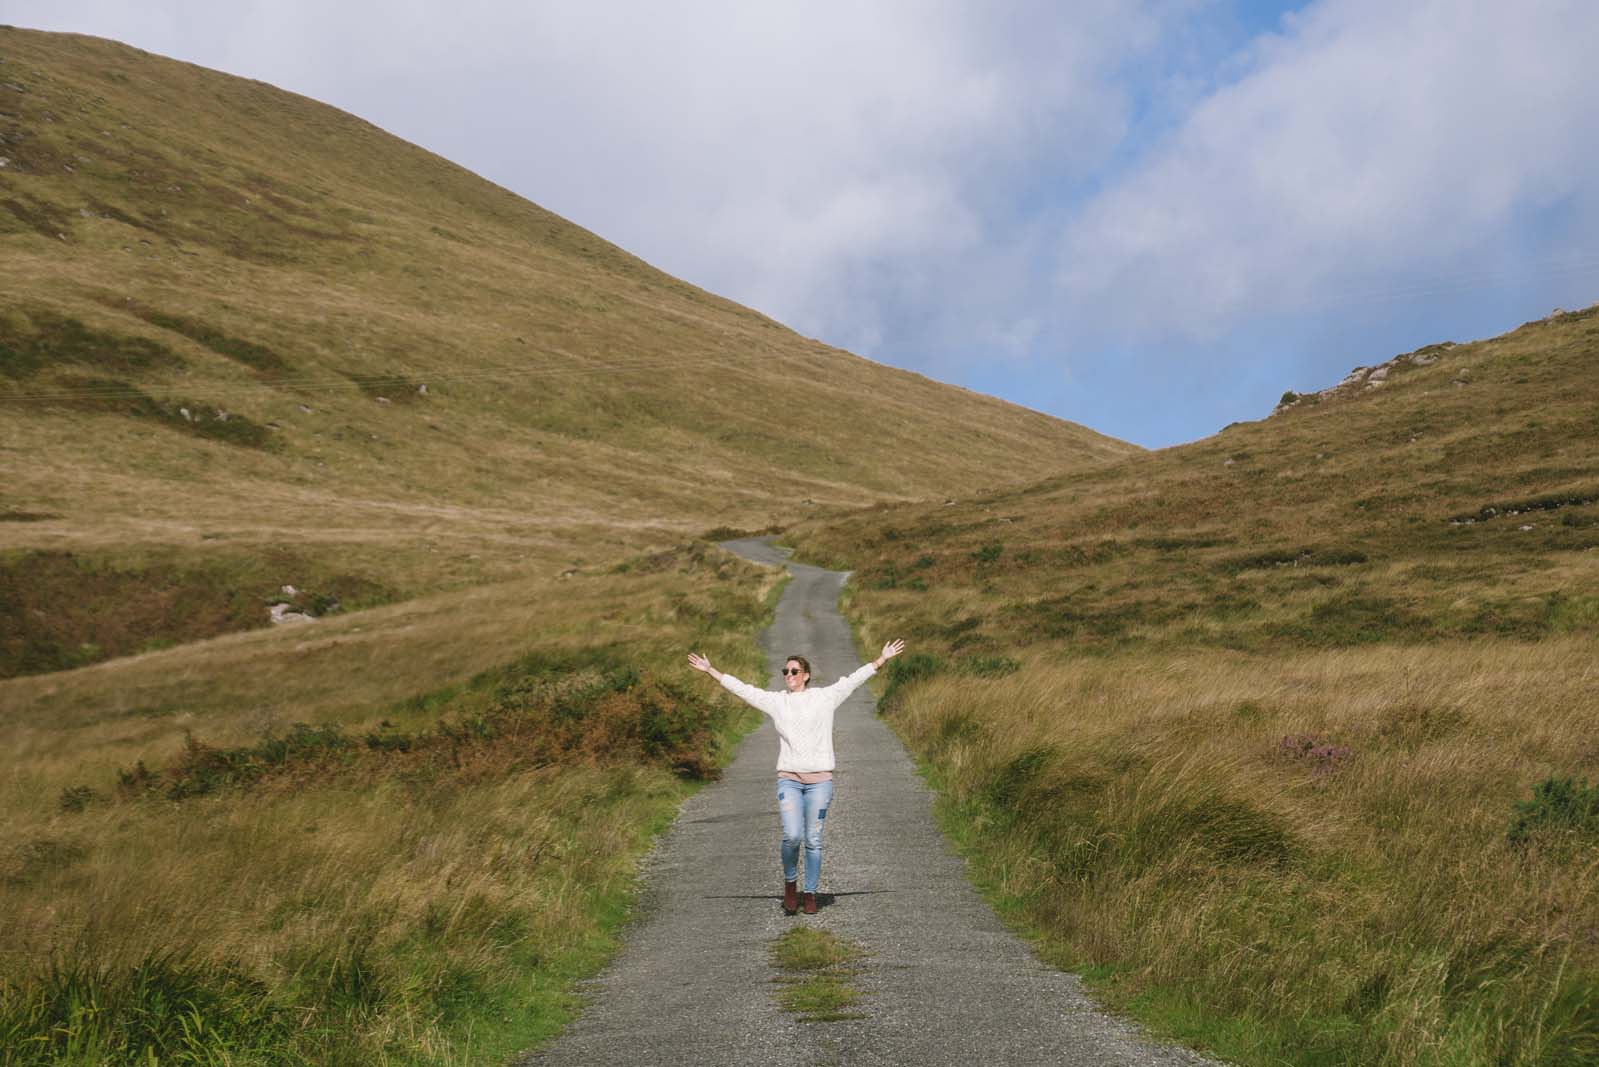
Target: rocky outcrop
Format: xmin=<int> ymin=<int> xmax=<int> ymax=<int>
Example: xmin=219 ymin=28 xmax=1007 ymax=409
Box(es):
xmin=268 ymin=603 xmax=315 ymax=625
xmin=1272 ymin=341 xmax=1457 ymax=417
xmin=267 ymin=584 xmax=329 ymax=625
xmin=1272 ymin=302 xmax=1598 ymax=419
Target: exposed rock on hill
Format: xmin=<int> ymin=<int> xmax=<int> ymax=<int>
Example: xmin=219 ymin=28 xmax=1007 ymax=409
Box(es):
xmin=1272 ymin=341 xmax=1458 ymax=416
xmin=1272 ymin=302 xmax=1598 ymax=419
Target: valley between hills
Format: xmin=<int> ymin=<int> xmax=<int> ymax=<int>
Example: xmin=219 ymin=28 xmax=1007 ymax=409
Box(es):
xmin=2 ymin=25 xmax=1596 ymax=1067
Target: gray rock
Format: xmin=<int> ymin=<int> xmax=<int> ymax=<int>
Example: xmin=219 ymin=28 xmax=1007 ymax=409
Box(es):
xmin=268 ymin=603 xmax=314 ymax=625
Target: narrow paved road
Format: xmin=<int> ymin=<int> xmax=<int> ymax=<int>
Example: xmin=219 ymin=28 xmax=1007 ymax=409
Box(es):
xmin=520 ymin=539 xmax=1215 ymax=1066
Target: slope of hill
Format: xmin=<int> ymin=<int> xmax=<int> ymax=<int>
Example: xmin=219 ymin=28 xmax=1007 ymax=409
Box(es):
xmin=0 ymin=27 xmax=1133 ymax=677
xmin=0 ymin=28 xmax=1135 ymax=1065
xmin=793 ymin=304 xmax=1598 ymax=655
xmin=787 ymin=307 xmax=1599 ymax=1066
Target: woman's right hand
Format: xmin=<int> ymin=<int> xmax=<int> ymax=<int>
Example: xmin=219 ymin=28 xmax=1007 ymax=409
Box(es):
xmin=687 ymin=652 xmax=715 ymax=676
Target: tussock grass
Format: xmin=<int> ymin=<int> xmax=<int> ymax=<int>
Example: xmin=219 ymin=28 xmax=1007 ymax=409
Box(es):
xmin=798 ymin=306 xmax=1599 ymax=1064
xmin=893 ymin=643 xmax=1598 ymax=1065
xmin=0 ymin=545 xmax=778 ymax=1064
xmin=3 ymin=765 xmax=689 ymax=1065
xmin=769 ymin=928 xmax=869 ymax=1023
xmin=0 ymin=23 xmax=1123 ymax=1067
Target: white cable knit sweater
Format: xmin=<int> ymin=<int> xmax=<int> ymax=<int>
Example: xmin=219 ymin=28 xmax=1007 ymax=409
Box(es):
xmin=718 ymin=663 xmax=878 ymax=772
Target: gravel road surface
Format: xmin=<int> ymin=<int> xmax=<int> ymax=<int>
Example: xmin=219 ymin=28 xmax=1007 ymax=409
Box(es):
xmin=519 ymin=538 xmax=1216 ymax=1066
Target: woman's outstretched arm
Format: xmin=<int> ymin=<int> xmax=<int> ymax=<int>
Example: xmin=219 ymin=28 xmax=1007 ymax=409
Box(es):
xmin=691 ymin=652 xmax=785 ymax=717
xmin=815 ymin=638 xmax=908 ymax=702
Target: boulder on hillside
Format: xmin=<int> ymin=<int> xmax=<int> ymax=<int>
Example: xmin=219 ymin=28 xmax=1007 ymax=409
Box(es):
xmin=269 ymin=602 xmax=315 ymax=625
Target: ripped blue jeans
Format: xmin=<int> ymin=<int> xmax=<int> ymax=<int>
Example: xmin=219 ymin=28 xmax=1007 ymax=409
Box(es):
xmin=776 ymin=777 xmax=834 ymax=893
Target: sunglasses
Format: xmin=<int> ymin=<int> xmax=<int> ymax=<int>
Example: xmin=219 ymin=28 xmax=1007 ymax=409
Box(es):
xmin=781 ymin=668 xmax=806 ymax=676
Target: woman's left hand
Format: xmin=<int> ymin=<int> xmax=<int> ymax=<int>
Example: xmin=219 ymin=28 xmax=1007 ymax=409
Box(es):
xmin=874 ymin=639 xmax=906 ymax=669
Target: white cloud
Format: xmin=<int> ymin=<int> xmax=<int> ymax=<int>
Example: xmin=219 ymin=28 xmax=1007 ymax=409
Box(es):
xmin=1057 ymin=0 xmax=1599 ymax=343
xmin=16 ymin=1 xmax=1599 ymax=444
xmin=433 ymin=1 xmax=1165 ymax=356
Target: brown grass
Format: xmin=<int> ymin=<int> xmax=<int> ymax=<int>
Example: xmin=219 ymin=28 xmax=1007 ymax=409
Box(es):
xmin=796 ymin=306 xmax=1599 ymax=1064
xmin=0 ymin=542 xmax=777 ymax=1063
xmin=0 ymin=27 xmax=1133 ymax=685
xmin=894 ymin=641 xmax=1597 ymax=1064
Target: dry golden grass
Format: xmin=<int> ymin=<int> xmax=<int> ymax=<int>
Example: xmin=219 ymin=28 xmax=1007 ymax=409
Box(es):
xmin=4 ymin=762 xmax=693 ymax=1061
xmin=0 ymin=547 xmax=779 ymax=807
xmin=895 ymin=640 xmax=1597 ymax=1064
xmin=800 ymin=307 xmax=1599 ymax=1064
xmin=0 ymin=542 xmax=777 ymax=1063
xmin=0 ymin=27 xmax=1133 ymax=680
xmin=0 ymin=25 xmax=1124 ymax=1064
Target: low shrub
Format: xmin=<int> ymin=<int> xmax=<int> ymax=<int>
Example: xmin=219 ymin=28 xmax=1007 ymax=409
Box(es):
xmin=1447 ymin=487 xmax=1599 ymax=526
xmin=956 ymin=655 xmax=1020 ymax=678
xmin=1277 ymin=733 xmax=1353 ymax=776
xmin=1272 ymin=592 xmax=1429 ymax=647
xmin=699 ymin=526 xmax=750 ymax=542
xmin=1508 ymin=776 xmax=1599 ymax=847
xmin=0 ymin=549 xmax=395 ymax=680
xmin=0 ymin=306 xmax=183 ymax=380
xmin=971 ymin=543 xmax=1004 ymax=564
xmin=878 ymin=651 xmax=942 ymax=714
xmin=113 ymin=652 xmax=732 ymax=801
xmin=56 ymin=785 xmax=98 ymax=813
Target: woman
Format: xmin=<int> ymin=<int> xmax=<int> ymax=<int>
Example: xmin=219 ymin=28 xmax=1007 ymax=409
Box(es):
xmin=687 ymin=638 xmax=906 ymax=914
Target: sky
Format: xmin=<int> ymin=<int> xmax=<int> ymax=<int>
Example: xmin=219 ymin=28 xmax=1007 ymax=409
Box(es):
xmin=7 ymin=1 xmax=1599 ymax=448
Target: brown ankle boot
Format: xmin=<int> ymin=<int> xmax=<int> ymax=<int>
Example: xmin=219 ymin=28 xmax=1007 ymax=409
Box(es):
xmin=801 ymin=892 xmax=817 ymax=915
xmin=782 ymin=880 xmax=799 ymax=915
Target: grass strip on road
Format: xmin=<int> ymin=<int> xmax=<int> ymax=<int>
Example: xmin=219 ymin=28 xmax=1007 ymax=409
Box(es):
xmin=769 ymin=928 xmax=870 ymax=1024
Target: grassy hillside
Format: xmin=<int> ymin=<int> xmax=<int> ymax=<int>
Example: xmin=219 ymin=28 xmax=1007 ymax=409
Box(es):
xmin=788 ymin=307 xmax=1599 ymax=1066
xmin=0 ymin=26 xmax=1132 ymax=678
xmin=0 ymin=543 xmax=784 ymax=1065
xmin=0 ymin=27 xmax=1130 ymax=1065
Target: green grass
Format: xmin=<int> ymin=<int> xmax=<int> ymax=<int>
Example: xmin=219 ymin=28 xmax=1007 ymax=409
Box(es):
xmin=0 ymin=30 xmax=1131 ymax=646
xmin=7 ymin=21 xmax=1599 ymax=1067
xmin=1 ymin=545 xmax=777 ymax=1066
xmin=0 ymin=545 xmax=395 ymax=678
xmin=1 ymin=769 xmax=699 ymax=1067
xmin=0 ymin=23 xmax=1130 ymax=1067
xmin=903 ymin=674 xmax=1598 ymax=1067
xmin=802 ymin=303 xmax=1599 ymax=1066
xmin=769 ymin=928 xmax=869 ymax=1023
